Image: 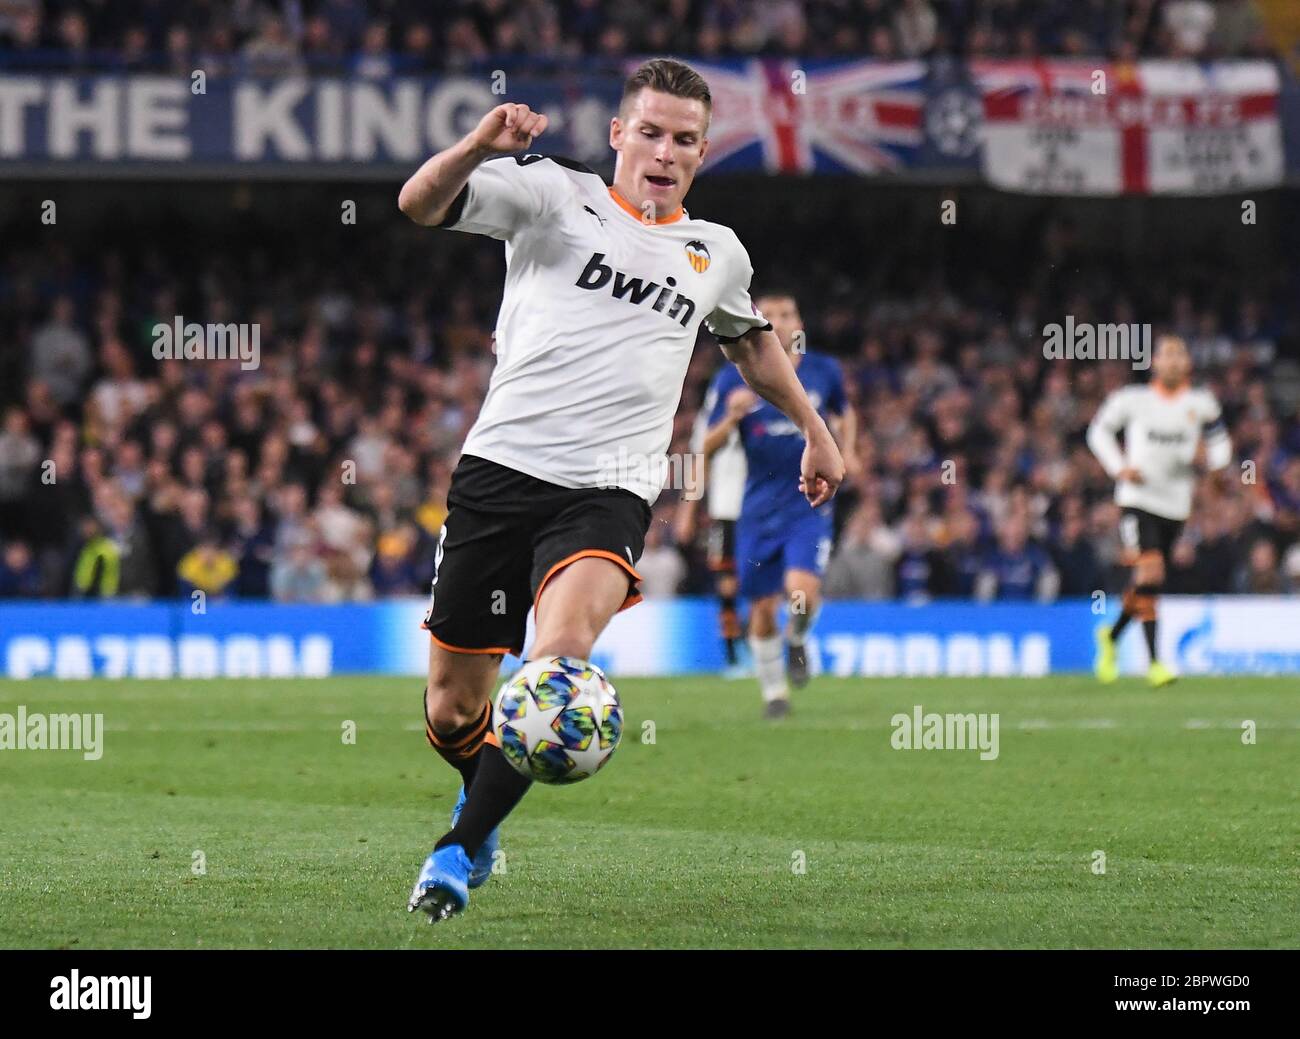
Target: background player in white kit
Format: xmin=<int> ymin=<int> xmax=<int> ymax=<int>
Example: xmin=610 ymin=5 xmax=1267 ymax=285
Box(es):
xmin=680 ymin=381 xmax=749 ymax=676
xmin=1087 ymin=335 xmax=1232 ymax=686
xmin=396 ymin=58 xmax=845 ymax=921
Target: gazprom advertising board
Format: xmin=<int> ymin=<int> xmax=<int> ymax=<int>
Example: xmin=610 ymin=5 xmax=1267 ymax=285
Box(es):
xmin=2 ymin=597 xmax=1296 ymax=679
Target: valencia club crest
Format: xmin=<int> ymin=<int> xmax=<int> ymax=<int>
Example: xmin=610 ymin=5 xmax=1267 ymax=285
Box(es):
xmin=685 ymin=240 xmax=711 ymax=273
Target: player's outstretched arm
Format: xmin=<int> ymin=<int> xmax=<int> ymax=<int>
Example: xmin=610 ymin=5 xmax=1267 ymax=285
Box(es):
xmin=722 ymin=328 xmax=845 ymax=506
xmin=398 ymin=103 xmax=549 ymax=226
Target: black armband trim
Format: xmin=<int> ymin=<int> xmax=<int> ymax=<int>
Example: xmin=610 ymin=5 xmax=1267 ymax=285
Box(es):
xmin=715 ymin=322 xmax=773 ymax=344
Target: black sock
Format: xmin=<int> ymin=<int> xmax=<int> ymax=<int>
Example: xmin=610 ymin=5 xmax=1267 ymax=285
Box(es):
xmin=424 ymin=689 xmax=489 ymax=791
xmin=435 ymin=742 xmax=532 ymax=859
xmin=1111 ymin=610 xmax=1133 ymax=639
xmin=1131 ymin=584 xmax=1160 ymax=661
xmin=720 ymin=593 xmax=740 ymax=665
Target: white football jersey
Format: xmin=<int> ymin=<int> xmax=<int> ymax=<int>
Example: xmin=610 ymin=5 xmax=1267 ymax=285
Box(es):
xmin=689 ymin=404 xmax=746 ymax=521
xmin=439 ymin=154 xmax=770 ymax=504
xmin=1086 ymin=383 xmax=1231 ymax=521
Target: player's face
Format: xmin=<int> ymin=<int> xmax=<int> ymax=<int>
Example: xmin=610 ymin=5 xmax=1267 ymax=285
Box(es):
xmin=756 ymin=295 xmax=802 ymax=354
xmin=610 ymin=89 xmax=710 ymax=217
xmin=1152 ymin=337 xmax=1191 ymax=388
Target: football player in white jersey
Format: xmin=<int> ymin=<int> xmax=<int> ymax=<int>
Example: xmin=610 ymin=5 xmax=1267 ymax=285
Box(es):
xmin=397 ymin=59 xmax=844 ymax=921
xmin=1086 ymin=335 xmax=1232 ymax=687
xmin=680 ymin=384 xmax=748 ymax=675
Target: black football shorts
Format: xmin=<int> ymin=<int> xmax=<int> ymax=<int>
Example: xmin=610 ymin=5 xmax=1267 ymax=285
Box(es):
xmin=422 ymin=454 xmax=652 ymax=656
xmin=1119 ymin=507 xmax=1184 ymax=561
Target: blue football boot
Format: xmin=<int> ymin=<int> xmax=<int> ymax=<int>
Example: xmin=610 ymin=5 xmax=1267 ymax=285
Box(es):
xmin=451 ymin=785 xmax=499 ymax=889
xmin=407 ymin=845 xmax=471 ymax=923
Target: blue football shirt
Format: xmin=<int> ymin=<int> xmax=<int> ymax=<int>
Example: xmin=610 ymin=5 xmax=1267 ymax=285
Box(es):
xmin=705 ymin=351 xmax=846 ymax=524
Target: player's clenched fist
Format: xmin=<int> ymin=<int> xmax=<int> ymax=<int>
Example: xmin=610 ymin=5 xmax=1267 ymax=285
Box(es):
xmin=398 ymin=103 xmax=550 ymax=224
xmin=800 ymin=429 xmax=845 ymax=508
xmin=470 ymin=103 xmax=549 ymax=155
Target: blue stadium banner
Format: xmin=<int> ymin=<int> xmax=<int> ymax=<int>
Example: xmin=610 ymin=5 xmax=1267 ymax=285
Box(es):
xmin=3 ymin=597 xmax=1297 ymax=679
xmin=0 ymin=62 xmax=980 ymax=178
xmin=0 ymin=72 xmax=623 ymax=174
xmin=3 ymin=62 xmax=1294 ymax=181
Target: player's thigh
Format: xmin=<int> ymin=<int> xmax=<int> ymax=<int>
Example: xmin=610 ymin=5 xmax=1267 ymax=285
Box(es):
xmin=425 ymin=639 xmax=503 ymax=730
xmin=529 ymin=490 xmax=651 ymax=658
xmin=532 ymin=556 xmax=632 ymax=657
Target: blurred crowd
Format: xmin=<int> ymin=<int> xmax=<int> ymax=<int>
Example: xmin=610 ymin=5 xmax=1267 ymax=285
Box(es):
xmin=0 ymin=0 xmax=1281 ymax=73
xmin=1 ymin=199 xmax=1298 ymax=604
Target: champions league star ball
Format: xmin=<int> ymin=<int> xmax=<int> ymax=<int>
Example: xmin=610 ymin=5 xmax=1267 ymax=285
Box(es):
xmin=493 ymin=656 xmax=623 ymax=784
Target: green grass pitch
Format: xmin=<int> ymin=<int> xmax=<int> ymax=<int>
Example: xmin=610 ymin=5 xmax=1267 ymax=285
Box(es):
xmin=0 ymin=675 xmax=1295 ymax=949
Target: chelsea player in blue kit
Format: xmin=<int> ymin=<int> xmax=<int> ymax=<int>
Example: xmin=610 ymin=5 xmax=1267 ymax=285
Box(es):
xmin=703 ymin=292 xmax=856 ymax=717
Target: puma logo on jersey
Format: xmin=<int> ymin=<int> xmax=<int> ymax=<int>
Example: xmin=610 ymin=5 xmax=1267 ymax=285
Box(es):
xmin=575 ymin=253 xmax=697 ymax=327
xmin=582 ymin=205 xmax=607 ymax=227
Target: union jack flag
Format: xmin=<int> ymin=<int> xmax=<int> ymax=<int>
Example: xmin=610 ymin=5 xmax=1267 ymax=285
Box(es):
xmin=687 ymin=59 xmax=928 ymax=175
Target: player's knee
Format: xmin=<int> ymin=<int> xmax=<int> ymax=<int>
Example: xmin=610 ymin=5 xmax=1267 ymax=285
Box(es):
xmin=424 ymin=674 xmax=485 ymax=734
xmin=789 ymin=585 xmax=820 ymax=616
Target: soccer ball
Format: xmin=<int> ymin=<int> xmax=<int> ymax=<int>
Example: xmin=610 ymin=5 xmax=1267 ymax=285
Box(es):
xmin=493 ymin=656 xmax=623 ymax=784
